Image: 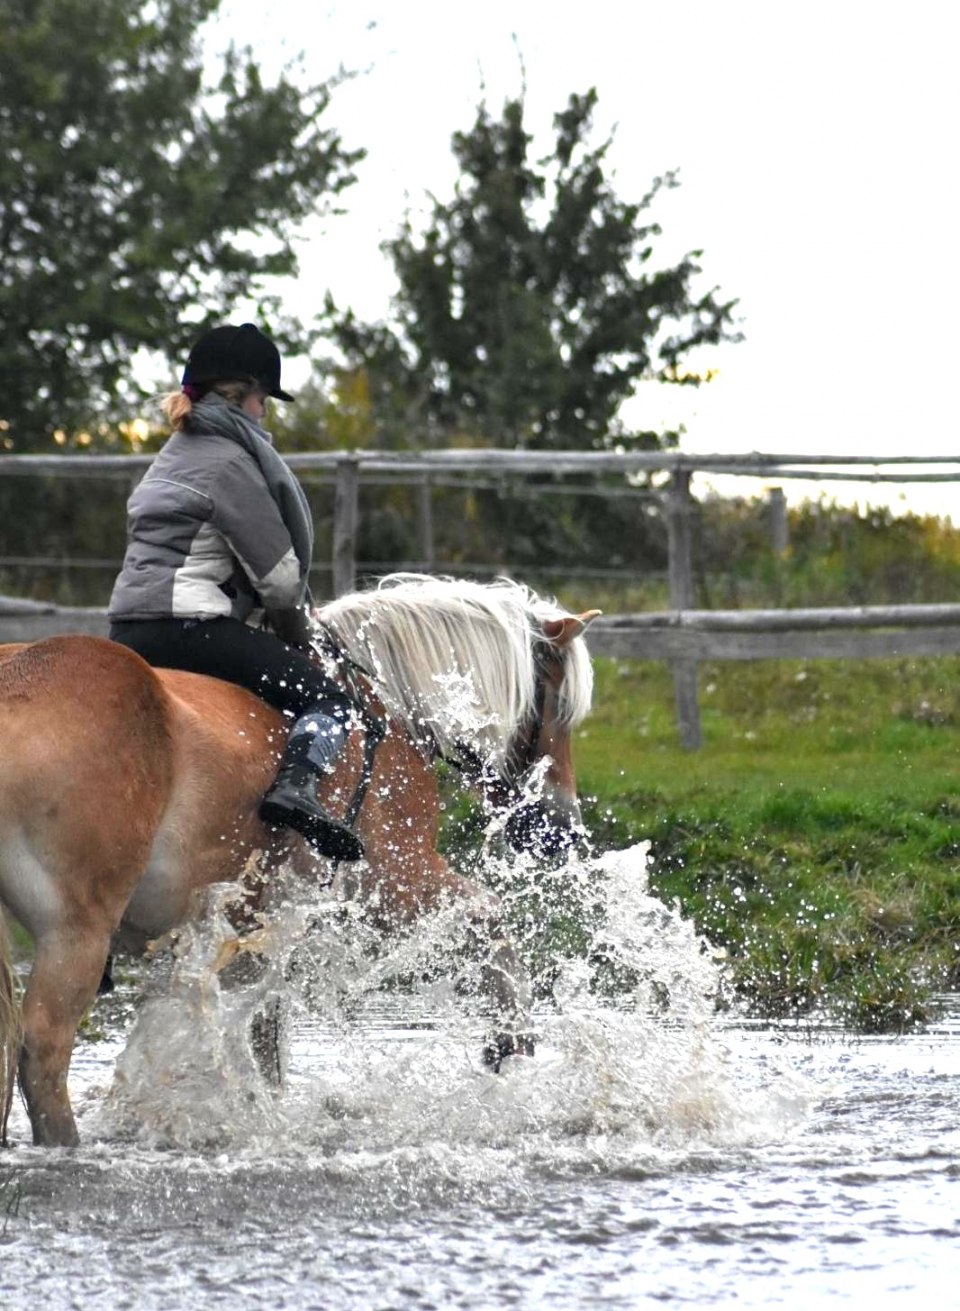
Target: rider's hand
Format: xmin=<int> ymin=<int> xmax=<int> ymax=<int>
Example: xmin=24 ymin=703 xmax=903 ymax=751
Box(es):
xmin=266 ymin=606 xmax=314 ymax=651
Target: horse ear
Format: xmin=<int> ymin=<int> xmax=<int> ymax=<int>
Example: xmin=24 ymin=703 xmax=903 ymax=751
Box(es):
xmin=542 ymin=610 xmax=603 ymax=646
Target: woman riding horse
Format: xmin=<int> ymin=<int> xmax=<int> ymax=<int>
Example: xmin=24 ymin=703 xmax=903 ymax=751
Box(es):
xmin=108 ymin=323 xmax=362 ymax=862
xmin=0 ymin=575 xmax=598 ymax=1146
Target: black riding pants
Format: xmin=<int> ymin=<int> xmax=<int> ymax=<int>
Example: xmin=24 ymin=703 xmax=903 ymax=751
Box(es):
xmin=108 ymin=617 xmax=347 ymax=720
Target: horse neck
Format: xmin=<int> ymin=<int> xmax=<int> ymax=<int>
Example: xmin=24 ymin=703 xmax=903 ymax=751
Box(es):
xmin=318 ymin=591 xmax=538 ymax=763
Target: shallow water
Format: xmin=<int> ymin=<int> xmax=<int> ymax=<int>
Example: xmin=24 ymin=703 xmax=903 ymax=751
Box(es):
xmin=2 ymin=846 xmax=959 ymax=1309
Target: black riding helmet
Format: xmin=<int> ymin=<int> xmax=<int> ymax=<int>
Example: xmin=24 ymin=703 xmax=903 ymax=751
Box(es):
xmin=182 ymin=323 xmax=295 ymax=402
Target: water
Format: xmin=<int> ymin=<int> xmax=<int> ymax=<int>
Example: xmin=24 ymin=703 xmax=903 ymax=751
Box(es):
xmin=2 ymin=844 xmax=959 ymax=1309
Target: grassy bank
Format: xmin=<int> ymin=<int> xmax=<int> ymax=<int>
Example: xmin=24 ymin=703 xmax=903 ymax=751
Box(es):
xmin=574 ymin=655 xmax=960 ymax=1029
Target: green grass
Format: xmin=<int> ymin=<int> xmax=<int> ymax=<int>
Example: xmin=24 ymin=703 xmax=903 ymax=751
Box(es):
xmin=575 ymin=655 xmax=960 ymax=1029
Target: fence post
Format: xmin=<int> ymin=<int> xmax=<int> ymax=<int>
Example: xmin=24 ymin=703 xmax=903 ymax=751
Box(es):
xmin=417 ymin=474 xmax=434 ymax=572
xmin=666 ymin=468 xmax=701 ymax=749
xmin=333 ymin=454 xmax=359 ymax=597
xmin=768 ymin=486 xmax=789 ymax=554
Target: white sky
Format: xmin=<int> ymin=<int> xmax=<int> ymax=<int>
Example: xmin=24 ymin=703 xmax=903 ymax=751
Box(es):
xmin=216 ymin=1 xmax=960 ymax=517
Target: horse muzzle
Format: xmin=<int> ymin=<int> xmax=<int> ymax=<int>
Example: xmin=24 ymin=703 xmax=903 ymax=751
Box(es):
xmin=503 ymin=796 xmax=586 ymax=859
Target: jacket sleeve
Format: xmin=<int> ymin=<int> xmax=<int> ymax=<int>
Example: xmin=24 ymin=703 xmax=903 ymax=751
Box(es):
xmin=211 ymin=449 xmax=306 ymax=610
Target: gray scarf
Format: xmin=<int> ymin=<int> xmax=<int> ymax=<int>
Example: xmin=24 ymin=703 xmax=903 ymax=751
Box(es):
xmin=187 ymin=396 xmax=314 ymax=603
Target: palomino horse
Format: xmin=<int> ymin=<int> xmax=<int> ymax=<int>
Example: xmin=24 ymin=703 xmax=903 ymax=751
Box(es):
xmin=0 ymin=574 xmax=598 ymax=1147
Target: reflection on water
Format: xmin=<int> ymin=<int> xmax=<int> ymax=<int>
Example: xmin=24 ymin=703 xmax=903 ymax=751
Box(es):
xmin=2 ymin=844 xmax=959 ymax=1308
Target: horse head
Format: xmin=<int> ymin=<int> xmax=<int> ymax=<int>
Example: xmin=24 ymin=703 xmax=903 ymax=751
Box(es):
xmin=495 ymin=608 xmax=602 ymax=859
xmin=317 ymin=575 xmax=600 ymax=862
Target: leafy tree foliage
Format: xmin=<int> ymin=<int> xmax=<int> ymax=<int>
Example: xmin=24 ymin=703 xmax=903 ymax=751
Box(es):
xmin=0 ymin=0 xmax=360 ymax=448
xmin=326 ymin=89 xmax=740 ymax=450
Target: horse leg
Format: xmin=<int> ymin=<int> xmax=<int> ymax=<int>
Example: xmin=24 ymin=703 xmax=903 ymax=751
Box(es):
xmin=249 ymin=996 xmax=284 ymax=1088
xmin=352 ymin=745 xmax=534 ymax=1065
xmin=216 ymin=945 xmax=285 ymax=1089
xmin=350 ymin=848 xmax=534 ymax=1066
xmin=477 ymin=933 xmax=534 ymax=1070
xmin=0 ymin=913 xmax=21 ymax=1147
xmin=19 ymin=924 xmax=113 ymax=1146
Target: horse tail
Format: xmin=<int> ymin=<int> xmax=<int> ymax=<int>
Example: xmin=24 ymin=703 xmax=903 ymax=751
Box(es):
xmin=0 ymin=910 xmax=21 ymax=1147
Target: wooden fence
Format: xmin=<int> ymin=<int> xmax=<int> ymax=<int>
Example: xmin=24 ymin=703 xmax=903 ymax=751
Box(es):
xmin=3 ymin=447 xmax=960 ymax=747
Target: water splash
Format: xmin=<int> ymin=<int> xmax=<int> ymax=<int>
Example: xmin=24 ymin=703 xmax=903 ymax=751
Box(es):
xmin=101 ymin=883 xmax=311 ymax=1149
xmin=97 ymin=843 xmax=816 ymax=1159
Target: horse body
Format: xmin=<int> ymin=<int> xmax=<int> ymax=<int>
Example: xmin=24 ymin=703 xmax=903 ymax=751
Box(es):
xmin=0 ymin=575 xmax=597 ymax=1147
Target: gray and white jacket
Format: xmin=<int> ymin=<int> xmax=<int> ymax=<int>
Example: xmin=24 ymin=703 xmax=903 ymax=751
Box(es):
xmin=108 ymin=399 xmax=312 ymax=626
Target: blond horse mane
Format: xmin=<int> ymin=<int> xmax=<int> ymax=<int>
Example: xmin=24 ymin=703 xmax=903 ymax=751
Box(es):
xmin=317 ymin=573 xmax=594 ymax=769
xmin=0 ymin=910 xmax=21 ymax=1147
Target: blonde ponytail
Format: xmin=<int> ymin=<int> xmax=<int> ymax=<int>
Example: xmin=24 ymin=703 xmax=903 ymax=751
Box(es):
xmin=160 ymin=379 xmax=257 ymax=432
xmin=161 ymin=391 xmax=193 ymax=430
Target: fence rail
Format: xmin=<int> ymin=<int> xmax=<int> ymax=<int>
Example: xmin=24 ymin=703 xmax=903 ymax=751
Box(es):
xmin=3 ymin=448 xmax=960 ymax=474
xmin=3 ymin=446 xmax=960 ymax=747
xmin=3 ymin=599 xmax=959 ymax=749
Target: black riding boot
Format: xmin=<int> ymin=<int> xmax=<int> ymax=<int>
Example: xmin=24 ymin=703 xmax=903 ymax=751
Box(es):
xmin=259 ymin=702 xmax=364 ymax=861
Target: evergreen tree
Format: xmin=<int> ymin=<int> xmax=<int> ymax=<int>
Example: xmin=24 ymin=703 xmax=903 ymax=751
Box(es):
xmin=326 ymin=89 xmax=739 ymax=451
